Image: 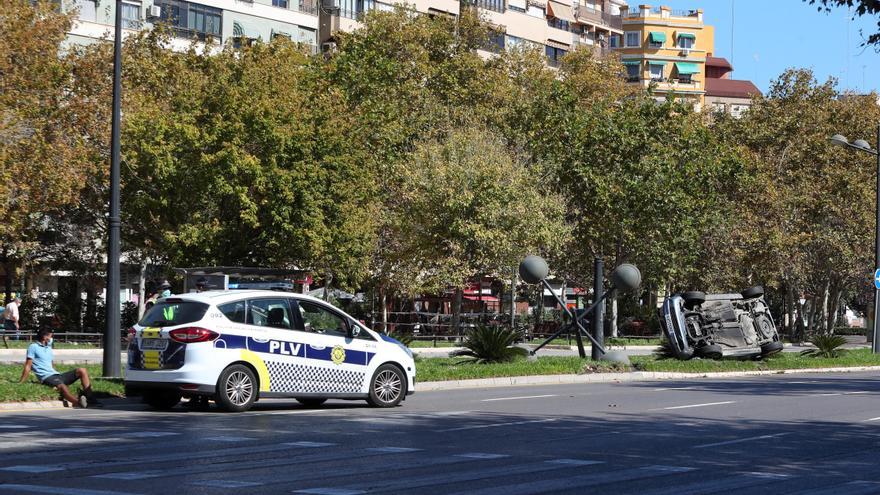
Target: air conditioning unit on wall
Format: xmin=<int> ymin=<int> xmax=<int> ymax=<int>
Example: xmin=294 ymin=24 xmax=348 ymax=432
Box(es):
xmin=148 ymin=5 xmax=161 ymax=17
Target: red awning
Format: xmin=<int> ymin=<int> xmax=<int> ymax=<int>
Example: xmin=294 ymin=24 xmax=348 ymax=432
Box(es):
xmin=463 ymin=295 xmax=500 ymax=303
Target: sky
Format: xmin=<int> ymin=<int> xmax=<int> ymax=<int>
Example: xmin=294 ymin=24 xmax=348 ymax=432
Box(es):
xmin=647 ymin=0 xmax=880 ymax=94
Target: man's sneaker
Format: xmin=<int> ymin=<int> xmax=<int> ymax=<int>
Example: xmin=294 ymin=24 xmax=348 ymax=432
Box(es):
xmin=78 ymin=395 xmax=88 ymax=408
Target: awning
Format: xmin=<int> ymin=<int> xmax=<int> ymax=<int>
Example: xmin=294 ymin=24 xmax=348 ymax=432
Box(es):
xmin=232 ymin=21 xmax=261 ymax=40
xmin=271 ymin=29 xmax=292 ymax=39
xmin=675 ymin=62 xmax=700 ymax=74
xmin=621 ymin=60 xmax=641 ymax=66
xmin=648 ymin=31 xmax=666 ymax=43
xmin=647 ymin=60 xmax=667 ymax=66
xmin=677 ymin=32 xmax=696 ymax=40
xmin=463 ymin=295 xmax=500 ymax=303
xmin=547 ymin=0 xmax=576 ymax=23
xmin=545 ymin=38 xmax=570 ymax=50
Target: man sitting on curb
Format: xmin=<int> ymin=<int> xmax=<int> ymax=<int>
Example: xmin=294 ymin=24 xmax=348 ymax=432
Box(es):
xmin=19 ymin=329 xmax=101 ymax=408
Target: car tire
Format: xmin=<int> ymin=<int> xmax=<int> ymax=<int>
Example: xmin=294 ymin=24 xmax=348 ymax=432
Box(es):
xmin=682 ymin=291 xmax=706 ymax=310
xmin=216 ymin=364 xmax=258 ymax=413
xmin=696 ymin=344 xmax=723 ymax=360
xmin=295 ymin=398 xmax=327 ymax=408
xmin=760 ymin=341 xmax=784 ymax=357
xmin=753 ymin=315 xmax=777 ymax=339
xmin=143 ymin=390 xmax=181 ymax=410
xmin=741 ymin=286 xmax=764 ymax=299
xmin=367 ymin=364 xmax=406 ymax=408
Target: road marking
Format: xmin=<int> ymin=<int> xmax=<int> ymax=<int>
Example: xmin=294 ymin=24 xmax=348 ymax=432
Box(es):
xmin=660 ymin=401 xmax=735 ymax=410
xmin=481 ymin=394 xmax=557 ymax=402
xmin=809 ymin=393 xmax=841 ymax=397
xmin=92 ymin=472 xmax=161 ymax=480
xmin=438 ymin=418 xmax=555 ymax=432
xmin=0 ymin=465 xmax=66 ymax=473
xmin=653 ymin=387 xmax=696 ymax=391
xmin=0 ymin=425 xmax=29 ymax=429
xmin=0 ymin=485 xmax=137 ymax=495
xmin=693 ymin=433 xmax=790 ymax=449
xmin=740 ymin=471 xmax=790 ymax=479
xmin=51 ymin=428 xmax=101 ymax=433
xmin=862 ymin=416 xmax=880 ymax=422
xmin=293 ymin=489 xmax=366 ymax=495
xmin=365 ymin=447 xmax=422 ymax=453
xmin=203 ymin=436 xmax=253 ymax=442
xmin=845 ymin=391 xmax=872 ymax=395
xmin=455 ymin=453 xmax=510 ymax=459
xmin=190 ymin=480 xmax=264 ymax=488
xmin=545 ymin=459 xmax=604 ymax=466
xmin=284 ymin=441 xmax=336 ymax=448
xmin=122 ymin=431 xmax=179 ymax=438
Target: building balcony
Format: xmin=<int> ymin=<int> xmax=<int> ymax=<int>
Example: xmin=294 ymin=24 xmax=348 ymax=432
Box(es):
xmin=574 ymin=5 xmax=622 ymax=30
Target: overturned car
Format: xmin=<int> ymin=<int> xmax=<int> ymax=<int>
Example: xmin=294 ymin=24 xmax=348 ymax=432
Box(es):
xmin=659 ymin=286 xmax=784 ymax=360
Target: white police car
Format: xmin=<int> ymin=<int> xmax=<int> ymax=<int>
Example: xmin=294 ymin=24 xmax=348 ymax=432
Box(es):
xmin=124 ymin=290 xmax=415 ymax=412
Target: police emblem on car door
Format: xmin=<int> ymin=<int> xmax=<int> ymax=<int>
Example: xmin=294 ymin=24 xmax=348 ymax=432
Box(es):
xmin=294 ymin=300 xmax=376 ymax=394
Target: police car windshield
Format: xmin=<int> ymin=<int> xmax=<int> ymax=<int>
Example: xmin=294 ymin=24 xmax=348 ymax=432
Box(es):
xmin=138 ymin=301 xmax=209 ymax=327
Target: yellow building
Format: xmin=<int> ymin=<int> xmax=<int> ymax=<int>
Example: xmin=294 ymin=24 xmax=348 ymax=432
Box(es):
xmin=613 ymin=4 xmax=714 ymax=109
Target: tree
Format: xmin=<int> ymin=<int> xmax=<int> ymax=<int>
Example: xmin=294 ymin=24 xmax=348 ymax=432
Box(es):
xmin=388 ymin=128 xmax=567 ymax=332
xmin=805 ymin=0 xmax=880 ymax=46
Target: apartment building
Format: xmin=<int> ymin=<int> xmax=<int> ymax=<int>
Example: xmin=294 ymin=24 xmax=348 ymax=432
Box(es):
xmin=704 ymin=56 xmax=761 ymax=118
xmin=62 ymin=0 xmax=320 ymax=51
xmin=613 ymin=4 xmax=713 ymax=110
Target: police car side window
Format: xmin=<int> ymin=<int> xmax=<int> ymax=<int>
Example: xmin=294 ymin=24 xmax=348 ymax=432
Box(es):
xmin=218 ymin=301 xmax=247 ymax=324
xmin=247 ymin=298 xmax=293 ymax=330
xmin=297 ymin=301 xmax=347 ymax=337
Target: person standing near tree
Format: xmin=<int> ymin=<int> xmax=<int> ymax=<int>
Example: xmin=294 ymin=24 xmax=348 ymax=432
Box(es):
xmin=4 ymin=296 xmax=21 ymax=341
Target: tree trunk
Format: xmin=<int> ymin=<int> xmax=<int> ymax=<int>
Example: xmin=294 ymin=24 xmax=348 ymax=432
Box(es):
xmin=510 ymin=268 xmax=517 ymax=331
xmin=323 ymin=272 xmax=332 ymax=302
xmin=827 ymin=283 xmax=842 ymax=334
xmin=450 ymin=287 xmax=463 ymax=338
xmin=610 ymin=297 xmax=618 ymax=338
xmin=137 ymin=260 xmax=147 ymax=317
xmin=820 ymin=279 xmax=830 ymax=334
xmin=3 ymin=259 xmax=12 ymax=304
xmin=785 ymin=284 xmax=795 ymax=337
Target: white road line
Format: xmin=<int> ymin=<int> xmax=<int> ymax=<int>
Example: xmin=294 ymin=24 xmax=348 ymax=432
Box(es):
xmin=294 ymin=489 xmax=366 ymax=495
xmin=545 ymin=459 xmax=604 ymax=466
xmin=0 ymin=465 xmax=66 ymax=473
xmin=0 ymin=485 xmax=137 ymax=495
xmin=481 ymin=394 xmax=558 ymax=402
xmin=203 ymin=436 xmax=253 ymax=442
xmin=190 ymin=480 xmax=263 ymax=488
xmin=653 ymin=387 xmax=696 ymax=391
xmin=693 ymin=433 xmax=790 ymax=449
xmin=92 ymin=472 xmax=161 ymax=480
xmin=0 ymin=425 xmax=29 ymax=429
xmin=660 ymin=401 xmax=736 ymax=410
xmin=50 ymin=428 xmax=101 ymax=433
xmin=284 ymin=441 xmax=336 ymax=448
xmin=438 ymin=418 xmax=555 ymax=432
xmin=845 ymin=391 xmax=872 ymax=395
xmin=455 ymin=453 xmax=510 ymax=459
xmin=122 ymin=431 xmax=179 ymax=438
xmin=809 ymin=393 xmax=841 ymax=397
xmin=863 ymin=416 xmax=880 ymax=422
xmin=365 ymin=447 xmax=422 ymax=453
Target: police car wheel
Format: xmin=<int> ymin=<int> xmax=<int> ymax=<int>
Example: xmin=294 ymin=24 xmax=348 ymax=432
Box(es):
xmin=367 ymin=364 xmax=405 ymax=408
xmin=217 ymin=364 xmax=257 ymax=412
xmin=295 ymin=398 xmax=327 ymax=408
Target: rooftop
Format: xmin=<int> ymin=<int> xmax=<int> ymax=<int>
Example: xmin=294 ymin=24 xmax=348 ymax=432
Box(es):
xmin=705 ymin=78 xmax=762 ymax=99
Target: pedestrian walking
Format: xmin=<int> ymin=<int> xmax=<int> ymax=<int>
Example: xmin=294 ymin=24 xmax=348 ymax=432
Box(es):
xmin=3 ymin=296 xmax=21 ymax=341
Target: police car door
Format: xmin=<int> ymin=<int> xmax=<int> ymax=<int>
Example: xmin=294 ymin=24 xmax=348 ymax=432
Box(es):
xmin=242 ymin=297 xmax=316 ymax=395
xmin=293 ymin=300 xmax=376 ymax=395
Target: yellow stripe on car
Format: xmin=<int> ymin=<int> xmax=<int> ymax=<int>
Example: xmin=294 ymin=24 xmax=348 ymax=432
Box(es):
xmin=239 ymin=350 xmax=271 ymax=392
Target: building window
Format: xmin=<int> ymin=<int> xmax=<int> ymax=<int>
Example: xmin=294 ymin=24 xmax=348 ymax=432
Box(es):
xmin=545 ymin=45 xmax=567 ymax=66
xmin=334 ymin=0 xmax=376 ymax=19
xmin=648 ymin=63 xmax=664 ymax=81
xmin=121 ymin=2 xmax=141 ymax=28
xmin=677 ymin=73 xmax=692 ymax=84
xmin=473 ymin=0 xmax=504 ymax=12
xmin=625 ymin=63 xmax=640 ymax=82
xmin=487 ymin=30 xmax=505 ymax=52
xmin=273 ymin=0 xmax=288 ymax=7
xmin=609 ymin=34 xmax=620 ymax=48
xmin=730 ymin=104 xmax=749 ymax=118
xmin=548 ymin=17 xmax=570 ymax=32
xmin=74 ymin=0 xmax=97 ymax=22
xmin=624 ymin=31 xmax=640 ymax=47
xmin=526 ymin=4 xmax=544 ymax=17
xmin=677 ymin=36 xmax=694 ymax=50
xmin=154 ymin=0 xmax=222 ymax=40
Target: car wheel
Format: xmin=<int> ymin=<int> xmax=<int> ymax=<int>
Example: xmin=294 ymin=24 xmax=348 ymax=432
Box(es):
xmin=696 ymin=344 xmax=723 ymax=360
xmin=682 ymin=291 xmax=706 ymax=310
xmin=216 ymin=364 xmax=257 ymax=413
xmin=761 ymin=341 xmax=784 ymax=356
xmin=143 ymin=391 xmax=181 ymax=410
xmin=741 ymin=286 xmax=764 ymax=299
xmin=295 ymin=397 xmax=327 ymax=408
xmin=367 ymin=364 xmax=406 ymax=408
xmin=754 ymin=315 xmax=777 ymax=339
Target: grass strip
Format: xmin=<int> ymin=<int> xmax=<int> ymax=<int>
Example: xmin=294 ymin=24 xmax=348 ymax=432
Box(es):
xmin=0 ymin=364 xmax=124 ymax=403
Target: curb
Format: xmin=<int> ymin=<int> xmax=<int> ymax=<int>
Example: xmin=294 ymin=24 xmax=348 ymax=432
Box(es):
xmin=0 ymin=400 xmax=66 ymax=411
xmin=416 ymin=365 xmax=880 ymax=392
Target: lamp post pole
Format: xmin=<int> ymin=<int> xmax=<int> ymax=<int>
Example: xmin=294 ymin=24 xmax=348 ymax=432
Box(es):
xmin=830 ymin=126 xmax=880 ymax=354
xmin=103 ymin=0 xmax=123 ymax=378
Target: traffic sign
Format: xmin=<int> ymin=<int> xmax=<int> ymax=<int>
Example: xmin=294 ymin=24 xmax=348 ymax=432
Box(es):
xmin=874 ymin=269 xmax=880 ymax=290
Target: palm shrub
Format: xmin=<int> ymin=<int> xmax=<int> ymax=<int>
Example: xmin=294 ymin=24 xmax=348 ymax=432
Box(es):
xmin=653 ymin=337 xmax=679 ymax=360
xmin=451 ymin=325 xmax=528 ymax=364
xmin=800 ymin=334 xmax=848 ymax=358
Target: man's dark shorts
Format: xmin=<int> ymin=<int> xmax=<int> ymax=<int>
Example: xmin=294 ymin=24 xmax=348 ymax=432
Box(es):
xmin=41 ymin=370 xmax=78 ymax=387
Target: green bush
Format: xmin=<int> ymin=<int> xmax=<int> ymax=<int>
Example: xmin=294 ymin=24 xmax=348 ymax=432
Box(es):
xmin=451 ymin=325 xmax=527 ymax=364
xmin=834 ymin=327 xmax=867 ymax=336
xmin=801 ymin=334 xmax=848 ymax=358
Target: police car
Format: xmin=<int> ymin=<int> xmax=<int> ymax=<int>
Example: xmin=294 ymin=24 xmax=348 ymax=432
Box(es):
xmin=124 ymin=290 xmax=415 ymax=412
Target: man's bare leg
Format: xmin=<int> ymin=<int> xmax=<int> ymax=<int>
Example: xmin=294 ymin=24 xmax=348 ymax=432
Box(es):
xmin=57 ymin=384 xmax=83 ymax=407
xmin=75 ymin=368 xmax=92 ymax=396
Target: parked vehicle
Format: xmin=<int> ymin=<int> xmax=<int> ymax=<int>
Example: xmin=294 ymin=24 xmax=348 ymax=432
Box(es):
xmin=659 ymin=286 xmax=783 ymax=360
xmin=125 ymin=290 xmax=415 ymax=412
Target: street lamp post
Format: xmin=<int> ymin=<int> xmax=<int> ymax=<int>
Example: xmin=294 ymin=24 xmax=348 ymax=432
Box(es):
xmin=830 ymin=125 xmax=880 ymax=354
xmin=103 ymin=0 xmax=124 ymax=377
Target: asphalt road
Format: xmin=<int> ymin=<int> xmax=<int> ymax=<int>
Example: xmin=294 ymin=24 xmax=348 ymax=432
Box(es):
xmin=2 ymin=372 xmax=880 ymax=494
